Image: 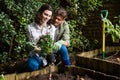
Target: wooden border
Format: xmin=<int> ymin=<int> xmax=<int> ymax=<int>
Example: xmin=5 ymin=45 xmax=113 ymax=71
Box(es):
xmin=4 ymin=65 xmax=58 ymax=80
xmin=76 ymin=46 xmax=120 ymax=77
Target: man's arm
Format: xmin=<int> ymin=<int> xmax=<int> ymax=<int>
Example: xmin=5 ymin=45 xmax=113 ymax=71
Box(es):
xmin=62 ymin=21 xmax=70 ymax=46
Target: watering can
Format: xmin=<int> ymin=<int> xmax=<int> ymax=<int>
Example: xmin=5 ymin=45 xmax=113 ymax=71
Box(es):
xmin=100 ymin=10 xmax=108 ymax=59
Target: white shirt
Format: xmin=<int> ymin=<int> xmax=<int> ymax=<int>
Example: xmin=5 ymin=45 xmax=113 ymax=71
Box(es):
xmin=27 ymin=22 xmax=56 ymax=44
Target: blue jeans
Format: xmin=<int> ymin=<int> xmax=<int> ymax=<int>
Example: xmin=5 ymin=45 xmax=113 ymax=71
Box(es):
xmin=27 ymin=54 xmax=42 ymax=71
xmin=56 ymin=45 xmax=71 ymax=65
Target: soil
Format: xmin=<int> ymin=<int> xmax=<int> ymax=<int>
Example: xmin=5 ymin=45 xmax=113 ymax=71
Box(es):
xmin=0 ymin=51 xmax=120 ymax=80
xmin=25 ymin=71 xmax=95 ymax=80
xmin=0 ymin=59 xmax=28 ymax=74
xmin=96 ymin=51 xmax=120 ymax=63
xmin=104 ymin=51 xmax=120 ymax=63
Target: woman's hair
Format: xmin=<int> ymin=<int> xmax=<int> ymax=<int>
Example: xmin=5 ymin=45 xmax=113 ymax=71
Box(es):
xmin=54 ymin=8 xmax=67 ymax=19
xmin=34 ymin=4 xmax=53 ymax=25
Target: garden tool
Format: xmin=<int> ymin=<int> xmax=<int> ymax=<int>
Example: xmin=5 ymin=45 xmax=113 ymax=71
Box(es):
xmin=47 ymin=53 xmax=56 ymax=64
xmin=49 ymin=63 xmax=53 ymax=80
xmin=100 ymin=10 xmax=108 ymax=59
xmin=47 ymin=53 xmax=56 ymax=80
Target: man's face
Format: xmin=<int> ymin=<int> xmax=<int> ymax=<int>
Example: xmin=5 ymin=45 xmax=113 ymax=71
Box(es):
xmin=41 ymin=10 xmax=52 ymax=24
xmin=53 ymin=15 xmax=64 ymax=27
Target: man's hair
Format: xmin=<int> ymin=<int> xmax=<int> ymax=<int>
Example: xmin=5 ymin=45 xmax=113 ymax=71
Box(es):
xmin=54 ymin=8 xmax=67 ymax=19
xmin=34 ymin=4 xmax=53 ymax=24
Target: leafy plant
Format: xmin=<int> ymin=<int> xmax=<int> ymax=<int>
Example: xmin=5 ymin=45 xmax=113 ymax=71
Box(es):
xmin=104 ymin=19 xmax=120 ymax=42
xmin=65 ymin=0 xmax=102 ymax=26
xmin=68 ymin=20 xmax=91 ymax=52
xmin=26 ymin=34 xmax=53 ymax=56
xmin=114 ymin=15 xmax=120 ymax=25
xmin=0 ymin=12 xmax=16 ymax=63
xmin=0 ymin=52 xmax=8 ymax=64
xmin=64 ymin=0 xmax=102 ymax=52
xmin=0 ymin=0 xmax=103 ymax=64
xmin=4 ymin=0 xmax=42 ymax=55
xmin=0 ymin=74 xmax=5 ymax=80
xmin=0 ymin=12 xmax=16 ymax=47
xmin=0 ymin=0 xmax=43 ymax=62
xmin=37 ymin=34 xmax=53 ymax=55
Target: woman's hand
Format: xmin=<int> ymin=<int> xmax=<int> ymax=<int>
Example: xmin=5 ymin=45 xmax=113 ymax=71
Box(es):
xmin=34 ymin=45 xmax=41 ymax=51
xmin=64 ymin=41 xmax=69 ymax=47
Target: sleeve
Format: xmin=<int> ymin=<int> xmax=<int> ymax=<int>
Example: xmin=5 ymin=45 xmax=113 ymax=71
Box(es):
xmin=26 ymin=24 xmax=37 ymax=45
xmin=25 ymin=24 xmax=36 ymax=51
xmin=53 ymin=40 xmax=65 ymax=53
xmin=62 ymin=22 xmax=70 ymax=46
xmin=27 ymin=25 xmax=33 ymax=42
xmin=53 ymin=40 xmax=63 ymax=53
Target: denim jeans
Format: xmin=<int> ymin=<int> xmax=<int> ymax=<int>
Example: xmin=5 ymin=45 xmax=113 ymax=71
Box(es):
xmin=56 ymin=45 xmax=71 ymax=65
xmin=27 ymin=54 xmax=42 ymax=71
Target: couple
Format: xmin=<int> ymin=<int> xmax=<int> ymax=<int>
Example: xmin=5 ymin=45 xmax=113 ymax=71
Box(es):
xmin=26 ymin=4 xmax=71 ymax=71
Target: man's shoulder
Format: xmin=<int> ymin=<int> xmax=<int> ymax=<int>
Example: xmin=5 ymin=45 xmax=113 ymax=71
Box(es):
xmin=63 ymin=21 xmax=68 ymax=25
xmin=61 ymin=21 xmax=69 ymax=29
xmin=61 ymin=21 xmax=68 ymax=28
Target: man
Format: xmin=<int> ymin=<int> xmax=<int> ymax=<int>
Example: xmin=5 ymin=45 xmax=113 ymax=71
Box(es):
xmin=53 ymin=8 xmax=71 ymax=66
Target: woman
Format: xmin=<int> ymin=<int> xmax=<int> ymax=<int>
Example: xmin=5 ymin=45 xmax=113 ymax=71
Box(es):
xmin=26 ymin=4 xmax=55 ymax=71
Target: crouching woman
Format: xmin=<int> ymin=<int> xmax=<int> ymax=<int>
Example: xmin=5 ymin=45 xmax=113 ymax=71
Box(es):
xmin=26 ymin=4 xmax=55 ymax=71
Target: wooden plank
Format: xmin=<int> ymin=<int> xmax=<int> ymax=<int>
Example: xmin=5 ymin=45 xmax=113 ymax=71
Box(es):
xmin=16 ymin=72 xmax=30 ymax=80
xmin=77 ymin=49 xmax=99 ymax=58
xmin=4 ymin=64 xmax=58 ymax=80
xmin=4 ymin=73 xmax=16 ymax=80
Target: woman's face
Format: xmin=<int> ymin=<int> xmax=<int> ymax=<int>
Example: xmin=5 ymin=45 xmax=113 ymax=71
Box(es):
xmin=41 ymin=10 xmax=52 ymax=24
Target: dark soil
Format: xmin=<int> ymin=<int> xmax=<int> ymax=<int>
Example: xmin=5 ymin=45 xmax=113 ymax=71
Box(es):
xmin=104 ymin=51 xmax=120 ymax=63
xmin=25 ymin=51 xmax=120 ymax=80
xmin=25 ymin=72 xmax=95 ymax=80
xmin=0 ymin=51 xmax=120 ymax=80
xmin=96 ymin=51 xmax=120 ymax=63
xmin=0 ymin=59 xmax=28 ymax=74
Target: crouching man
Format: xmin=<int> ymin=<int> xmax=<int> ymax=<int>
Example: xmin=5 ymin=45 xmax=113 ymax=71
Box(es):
xmin=53 ymin=8 xmax=71 ymax=66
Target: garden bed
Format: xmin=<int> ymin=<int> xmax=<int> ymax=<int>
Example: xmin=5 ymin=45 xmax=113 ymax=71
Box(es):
xmin=25 ymin=71 xmax=95 ymax=80
xmin=3 ymin=65 xmax=120 ymax=80
xmin=76 ymin=46 xmax=120 ymax=78
xmin=25 ymin=65 xmax=120 ymax=80
xmin=4 ymin=64 xmax=58 ymax=80
xmin=1 ymin=46 xmax=120 ymax=80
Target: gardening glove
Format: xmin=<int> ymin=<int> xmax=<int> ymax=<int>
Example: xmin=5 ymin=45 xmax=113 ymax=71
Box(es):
xmin=53 ymin=40 xmax=65 ymax=53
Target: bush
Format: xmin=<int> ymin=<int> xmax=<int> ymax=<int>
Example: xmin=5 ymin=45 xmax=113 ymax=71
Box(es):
xmin=0 ymin=0 xmax=102 ymax=63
